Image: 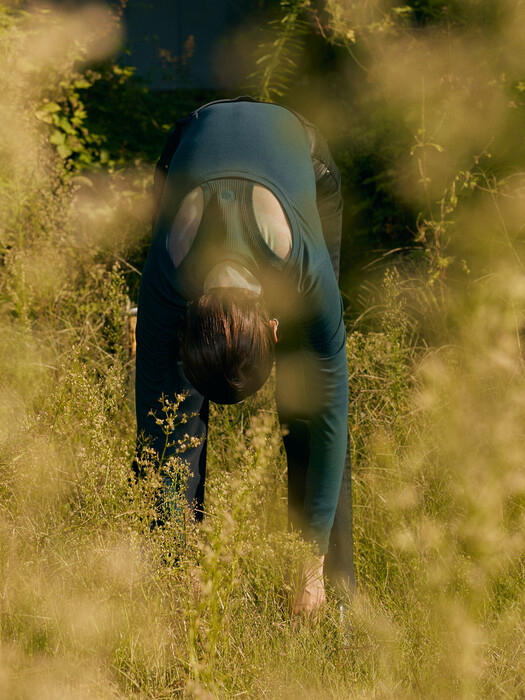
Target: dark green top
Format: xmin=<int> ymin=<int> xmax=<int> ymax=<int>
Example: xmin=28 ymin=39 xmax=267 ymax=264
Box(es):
xmin=136 ymin=101 xmax=348 ymax=552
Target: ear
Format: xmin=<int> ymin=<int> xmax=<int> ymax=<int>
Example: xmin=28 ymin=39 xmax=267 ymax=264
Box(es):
xmin=269 ymin=318 xmax=279 ymax=344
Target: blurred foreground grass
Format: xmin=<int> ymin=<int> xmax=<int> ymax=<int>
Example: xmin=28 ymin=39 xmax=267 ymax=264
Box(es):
xmin=0 ymin=1 xmax=524 ymax=698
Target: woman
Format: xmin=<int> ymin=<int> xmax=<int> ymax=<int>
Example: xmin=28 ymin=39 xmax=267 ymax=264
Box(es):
xmin=135 ymin=97 xmax=354 ymax=613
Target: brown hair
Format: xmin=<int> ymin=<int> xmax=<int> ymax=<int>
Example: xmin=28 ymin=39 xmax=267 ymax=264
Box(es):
xmin=182 ymin=288 xmax=275 ymax=404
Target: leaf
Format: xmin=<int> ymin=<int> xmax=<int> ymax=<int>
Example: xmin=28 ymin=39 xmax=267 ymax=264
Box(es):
xmin=56 ymin=143 xmax=73 ymax=159
xmin=39 ymin=101 xmax=61 ymax=113
xmin=55 ymin=116 xmax=76 ymax=134
xmin=49 ymin=130 xmax=66 ymax=146
xmin=250 ymin=0 xmax=310 ymax=101
xmin=392 ymin=6 xmax=413 ymax=16
xmin=34 ymin=111 xmax=54 ymax=124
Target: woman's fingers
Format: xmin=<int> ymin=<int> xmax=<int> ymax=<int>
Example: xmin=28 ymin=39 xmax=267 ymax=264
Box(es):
xmin=293 ymin=555 xmax=326 ymax=615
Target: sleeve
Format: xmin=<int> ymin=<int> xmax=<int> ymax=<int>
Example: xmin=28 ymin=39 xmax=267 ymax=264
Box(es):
xmin=275 ymin=261 xmax=348 ymax=553
xmin=302 ymin=266 xmax=348 ymax=550
xmin=296 ymin=116 xmax=344 ymax=281
xmin=274 ymin=112 xmax=347 ymax=553
xmin=152 ymin=116 xmax=192 ymax=224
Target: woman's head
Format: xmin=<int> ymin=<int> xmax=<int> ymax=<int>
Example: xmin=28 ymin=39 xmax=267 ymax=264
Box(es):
xmin=182 ymin=288 xmax=275 ymax=404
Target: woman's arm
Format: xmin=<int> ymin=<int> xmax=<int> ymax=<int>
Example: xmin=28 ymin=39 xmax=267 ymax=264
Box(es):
xmin=152 ymin=116 xmax=192 ymax=223
xmin=275 ymin=260 xmax=349 ymax=556
xmin=292 ymin=112 xmax=344 ymax=281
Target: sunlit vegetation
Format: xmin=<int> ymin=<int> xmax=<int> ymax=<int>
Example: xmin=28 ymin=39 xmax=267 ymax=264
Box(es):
xmin=0 ymin=1 xmax=524 ymax=696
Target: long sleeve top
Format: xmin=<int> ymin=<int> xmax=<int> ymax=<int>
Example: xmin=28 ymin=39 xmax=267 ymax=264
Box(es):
xmin=136 ymin=99 xmax=348 ymax=552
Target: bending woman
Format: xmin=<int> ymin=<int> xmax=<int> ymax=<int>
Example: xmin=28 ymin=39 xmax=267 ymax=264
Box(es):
xmin=135 ymin=97 xmax=354 ymax=613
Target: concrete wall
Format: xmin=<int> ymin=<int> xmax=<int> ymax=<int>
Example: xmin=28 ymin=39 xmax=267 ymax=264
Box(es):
xmin=120 ymin=0 xmax=260 ymax=89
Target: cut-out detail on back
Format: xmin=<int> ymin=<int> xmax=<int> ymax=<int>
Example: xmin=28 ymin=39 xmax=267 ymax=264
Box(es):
xmin=252 ymin=184 xmax=292 ymax=261
xmin=168 ymin=187 xmax=204 ymax=266
xmin=204 ymin=261 xmax=262 ymax=294
xmin=167 ymin=181 xmax=292 ymax=270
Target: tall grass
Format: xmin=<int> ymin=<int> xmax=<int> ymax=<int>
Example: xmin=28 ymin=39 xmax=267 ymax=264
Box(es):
xmin=0 ymin=2 xmax=524 ymax=698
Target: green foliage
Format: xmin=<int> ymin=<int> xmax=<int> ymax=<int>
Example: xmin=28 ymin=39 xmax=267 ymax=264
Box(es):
xmin=250 ymin=0 xmax=313 ymax=102
xmin=35 ymin=76 xmax=105 ymax=168
xmin=253 ymin=0 xmax=525 ymax=295
xmin=78 ymin=68 xmax=222 ymax=166
xmin=0 ymin=1 xmax=525 ymax=698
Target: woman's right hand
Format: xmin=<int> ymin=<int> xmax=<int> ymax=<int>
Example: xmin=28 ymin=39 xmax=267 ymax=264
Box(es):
xmin=293 ymin=555 xmax=326 ymax=616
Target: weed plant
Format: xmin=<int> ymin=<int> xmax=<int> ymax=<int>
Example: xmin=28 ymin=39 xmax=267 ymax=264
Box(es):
xmin=0 ymin=2 xmax=524 ymax=699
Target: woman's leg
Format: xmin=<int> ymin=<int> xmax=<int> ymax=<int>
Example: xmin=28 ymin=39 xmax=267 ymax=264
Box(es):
xmin=175 ymin=360 xmax=209 ymax=521
xmin=134 ymin=333 xmax=209 ymax=523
